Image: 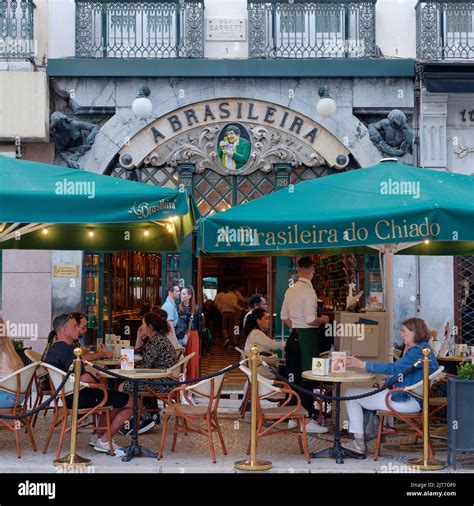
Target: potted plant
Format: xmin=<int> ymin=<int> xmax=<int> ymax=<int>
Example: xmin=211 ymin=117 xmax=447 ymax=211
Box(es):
xmin=447 ymin=361 xmax=474 ymax=469
xmin=11 ymin=338 xmax=29 ymax=366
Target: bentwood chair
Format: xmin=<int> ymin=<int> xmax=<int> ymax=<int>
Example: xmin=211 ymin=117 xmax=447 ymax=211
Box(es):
xmin=0 ymin=363 xmax=38 ymax=458
xmin=235 ymin=347 xmax=286 ymax=418
xmin=240 ymin=365 xmax=310 ymax=463
xmin=137 ymin=352 xmax=196 ymax=421
xmin=24 ymin=349 xmax=55 ymax=426
xmin=373 ymin=366 xmax=445 ymax=461
xmin=41 ymin=363 xmax=114 ymax=458
xmin=157 ymin=372 xmax=227 ymax=463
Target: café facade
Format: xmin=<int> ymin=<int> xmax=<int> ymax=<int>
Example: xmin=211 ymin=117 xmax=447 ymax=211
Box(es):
xmin=42 ymin=66 xmax=452 ymax=345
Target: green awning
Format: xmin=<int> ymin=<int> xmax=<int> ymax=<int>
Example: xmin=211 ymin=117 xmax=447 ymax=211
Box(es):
xmin=197 ymin=161 xmax=474 ymax=256
xmin=0 ymin=156 xmax=200 ymax=251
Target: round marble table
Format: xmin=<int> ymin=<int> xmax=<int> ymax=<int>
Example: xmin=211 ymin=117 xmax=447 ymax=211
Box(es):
xmin=302 ymin=371 xmax=375 ymax=464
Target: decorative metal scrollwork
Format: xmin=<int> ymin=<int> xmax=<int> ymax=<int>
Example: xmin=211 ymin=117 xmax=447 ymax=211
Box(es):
xmin=143 ymin=123 xmax=326 ymax=175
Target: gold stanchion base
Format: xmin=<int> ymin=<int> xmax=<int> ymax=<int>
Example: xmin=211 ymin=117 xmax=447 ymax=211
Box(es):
xmin=408 ymin=458 xmax=446 ymax=471
xmin=234 ymin=459 xmax=272 ymax=471
xmin=54 ymin=454 xmax=92 ymax=467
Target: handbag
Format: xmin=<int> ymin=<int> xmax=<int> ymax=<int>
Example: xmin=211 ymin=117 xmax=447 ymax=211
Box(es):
xmin=362 ymin=408 xmax=379 ymax=442
xmin=175 ymin=317 xmax=188 ymax=342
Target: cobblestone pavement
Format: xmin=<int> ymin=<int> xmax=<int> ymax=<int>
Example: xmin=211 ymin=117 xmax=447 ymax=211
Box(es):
xmin=0 ymin=401 xmax=469 ymax=474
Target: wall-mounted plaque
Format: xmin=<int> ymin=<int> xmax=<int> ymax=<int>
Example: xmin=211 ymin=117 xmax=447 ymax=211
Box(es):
xmin=206 ymin=18 xmax=246 ymax=41
xmin=53 ymin=265 xmax=79 ymax=277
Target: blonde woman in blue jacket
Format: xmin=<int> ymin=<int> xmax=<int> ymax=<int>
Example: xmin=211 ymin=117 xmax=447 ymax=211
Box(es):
xmin=343 ymin=317 xmax=439 ymax=455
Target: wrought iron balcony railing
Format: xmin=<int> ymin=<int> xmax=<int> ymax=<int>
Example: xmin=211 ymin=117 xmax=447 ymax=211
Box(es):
xmin=75 ymin=0 xmax=204 ymax=58
xmin=417 ymin=0 xmax=474 ymax=59
xmin=248 ymin=0 xmax=377 ymax=58
xmin=0 ymin=0 xmax=35 ymax=59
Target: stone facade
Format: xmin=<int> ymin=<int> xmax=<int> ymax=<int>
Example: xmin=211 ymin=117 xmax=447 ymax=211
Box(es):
xmin=44 ymin=75 xmax=424 ymax=341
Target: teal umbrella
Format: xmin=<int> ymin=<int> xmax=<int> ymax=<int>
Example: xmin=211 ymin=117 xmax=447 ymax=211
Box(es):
xmin=197 ymin=161 xmax=474 ymax=256
xmin=0 ymin=156 xmax=200 ymax=251
xmin=197 ymin=160 xmax=474 ymax=361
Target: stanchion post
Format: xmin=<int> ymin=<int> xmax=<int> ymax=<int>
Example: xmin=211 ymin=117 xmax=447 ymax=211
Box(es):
xmin=54 ymin=348 xmax=92 ymax=468
xmin=234 ymin=346 xmax=272 ymax=471
xmin=408 ymin=348 xmax=445 ymax=471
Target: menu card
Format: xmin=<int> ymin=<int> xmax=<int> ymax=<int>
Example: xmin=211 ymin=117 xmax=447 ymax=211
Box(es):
xmin=120 ymin=348 xmax=134 ymax=370
xmin=330 ymin=351 xmax=347 ymax=374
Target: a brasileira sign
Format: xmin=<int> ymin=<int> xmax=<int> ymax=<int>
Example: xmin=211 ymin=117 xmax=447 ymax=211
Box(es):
xmin=118 ymin=98 xmax=350 ymax=173
xmin=213 ymin=217 xmax=441 ymax=249
xmin=148 ymin=100 xmax=321 ymax=144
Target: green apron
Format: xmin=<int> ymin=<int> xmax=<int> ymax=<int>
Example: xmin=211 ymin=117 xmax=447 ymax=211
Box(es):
xmin=297 ymin=327 xmax=320 ymax=372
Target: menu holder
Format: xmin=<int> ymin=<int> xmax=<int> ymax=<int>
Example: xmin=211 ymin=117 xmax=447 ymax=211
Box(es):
xmin=312 ymin=358 xmax=329 ymax=376
xmin=330 ymin=351 xmax=347 ymax=374
xmin=120 ymin=348 xmax=134 ymax=370
xmin=455 ymin=343 xmax=469 ymax=357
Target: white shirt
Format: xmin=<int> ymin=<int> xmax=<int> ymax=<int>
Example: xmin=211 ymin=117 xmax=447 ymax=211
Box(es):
xmin=244 ymin=329 xmax=286 ymax=354
xmin=280 ymin=278 xmax=317 ymax=328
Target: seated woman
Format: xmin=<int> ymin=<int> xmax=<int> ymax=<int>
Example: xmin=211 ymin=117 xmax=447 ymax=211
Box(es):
xmin=119 ymin=311 xmax=177 ymax=435
xmin=343 ymin=317 xmax=439 ymax=456
xmin=242 ymin=308 xmax=285 ymax=379
xmin=0 ymin=317 xmax=25 ymax=408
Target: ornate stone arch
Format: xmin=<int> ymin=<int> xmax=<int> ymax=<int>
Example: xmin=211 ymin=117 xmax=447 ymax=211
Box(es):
xmin=79 ymin=97 xmax=381 ymax=175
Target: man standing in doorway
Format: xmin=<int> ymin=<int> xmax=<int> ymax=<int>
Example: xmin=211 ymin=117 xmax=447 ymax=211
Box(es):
xmin=162 ymin=284 xmax=180 ymax=332
xmin=281 ymin=256 xmax=329 ymax=433
xmin=215 ymin=284 xmax=245 ymax=348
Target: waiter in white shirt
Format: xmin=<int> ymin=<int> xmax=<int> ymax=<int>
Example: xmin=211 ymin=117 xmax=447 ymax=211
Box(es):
xmin=280 ymin=256 xmax=329 ymax=433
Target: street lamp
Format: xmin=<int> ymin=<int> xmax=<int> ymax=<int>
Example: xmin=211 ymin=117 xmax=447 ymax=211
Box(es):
xmin=132 ymin=85 xmax=153 ymax=119
xmin=316 ymin=85 xmax=337 ymax=118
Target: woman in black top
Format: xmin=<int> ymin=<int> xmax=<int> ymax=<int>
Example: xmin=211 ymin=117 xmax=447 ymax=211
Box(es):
xmin=119 ymin=312 xmax=177 ymax=434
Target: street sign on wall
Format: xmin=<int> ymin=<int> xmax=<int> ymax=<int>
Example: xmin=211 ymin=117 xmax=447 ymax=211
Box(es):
xmin=206 ymin=18 xmax=246 ymax=41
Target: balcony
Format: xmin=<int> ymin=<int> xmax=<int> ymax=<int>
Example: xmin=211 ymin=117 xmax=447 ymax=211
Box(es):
xmin=75 ymin=0 xmax=205 ymax=58
xmin=73 ymin=0 xmax=377 ymax=59
xmin=416 ymin=0 xmax=474 ymax=60
xmin=0 ymin=0 xmax=35 ymax=59
xmin=248 ymin=0 xmax=377 ymax=58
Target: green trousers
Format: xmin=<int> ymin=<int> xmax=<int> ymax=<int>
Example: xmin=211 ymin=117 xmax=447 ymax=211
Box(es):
xmin=297 ymin=327 xmax=320 ymax=372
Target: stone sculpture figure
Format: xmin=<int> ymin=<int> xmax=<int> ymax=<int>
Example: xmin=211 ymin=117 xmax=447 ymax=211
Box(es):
xmin=368 ymin=109 xmax=413 ymax=157
xmin=50 ymin=112 xmax=98 ymax=168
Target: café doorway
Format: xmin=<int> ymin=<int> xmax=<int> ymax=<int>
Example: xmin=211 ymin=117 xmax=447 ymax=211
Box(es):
xmin=198 ymin=256 xmax=272 ymax=386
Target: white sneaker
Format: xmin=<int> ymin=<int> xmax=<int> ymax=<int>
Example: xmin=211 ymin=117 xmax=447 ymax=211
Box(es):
xmin=288 ymin=419 xmax=297 ymax=430
xmin=304 ymin=419 xmax=329 ymax=434
xmin=89 ymin=434 xmax=99 ymax=447
xmin=341 ymin=438 xmax=366 ymax=455
xmin=94 ymin=437 xmax=122 ymax=455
